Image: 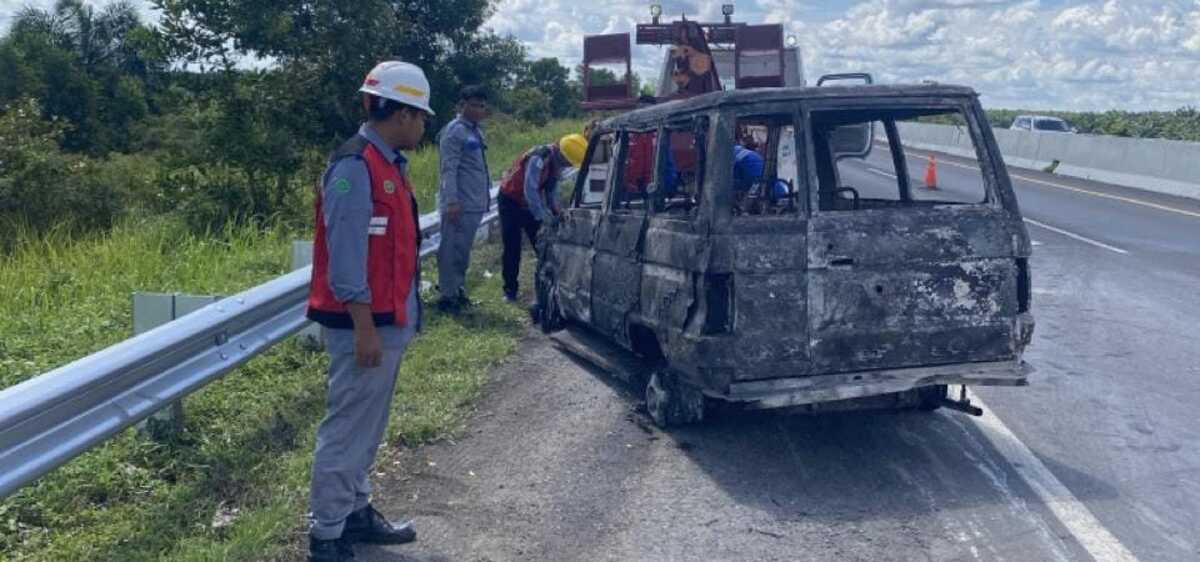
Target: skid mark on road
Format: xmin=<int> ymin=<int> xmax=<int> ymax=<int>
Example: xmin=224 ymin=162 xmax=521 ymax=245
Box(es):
xmin=963 ymin=391 xmax=1141 ymax=562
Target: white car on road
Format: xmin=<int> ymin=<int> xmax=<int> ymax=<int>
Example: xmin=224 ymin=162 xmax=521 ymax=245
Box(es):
xmin=1010 ymin=114 xmax=1077 ymax=133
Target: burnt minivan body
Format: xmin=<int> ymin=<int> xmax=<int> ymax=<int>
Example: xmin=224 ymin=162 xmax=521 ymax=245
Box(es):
xmin=535 ymin=85 xmax=1035 ymax=427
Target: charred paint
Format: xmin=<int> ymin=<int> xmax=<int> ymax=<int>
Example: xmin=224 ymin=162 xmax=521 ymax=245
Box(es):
xmin=538 ymin=84 xmax=1033 ymax=409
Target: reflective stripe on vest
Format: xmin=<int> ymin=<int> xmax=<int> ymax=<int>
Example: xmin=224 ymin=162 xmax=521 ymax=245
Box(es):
xmin=307 ymin=139 xmax=419 ymax=329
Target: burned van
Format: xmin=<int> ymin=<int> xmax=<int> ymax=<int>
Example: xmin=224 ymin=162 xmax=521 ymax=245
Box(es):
xmin=534 ymin=84 xmax=1035 ymax=427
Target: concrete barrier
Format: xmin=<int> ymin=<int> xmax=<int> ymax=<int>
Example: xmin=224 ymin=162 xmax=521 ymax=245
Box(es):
xmin=889 ymin=122 xmax=1200 ymax=201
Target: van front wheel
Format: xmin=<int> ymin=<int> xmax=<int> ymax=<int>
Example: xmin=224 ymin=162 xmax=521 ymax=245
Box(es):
xmin=535 ymin=274 xmax=564 ymax=334
xmin=645 ymin=371 xmax=705 ymax=428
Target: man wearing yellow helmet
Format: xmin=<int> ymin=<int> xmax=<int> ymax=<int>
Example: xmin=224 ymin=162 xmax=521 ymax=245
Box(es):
xmin=496 ymin=134 xmax=587 ymax=301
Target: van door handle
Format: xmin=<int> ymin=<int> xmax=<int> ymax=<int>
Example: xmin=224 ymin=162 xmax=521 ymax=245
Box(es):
xmin=830 ymin=257 xmax=855 ymax=267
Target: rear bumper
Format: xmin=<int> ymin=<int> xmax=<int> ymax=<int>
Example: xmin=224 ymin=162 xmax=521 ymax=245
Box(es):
xmin=722 ymin=359 xmax=1033 ymax=410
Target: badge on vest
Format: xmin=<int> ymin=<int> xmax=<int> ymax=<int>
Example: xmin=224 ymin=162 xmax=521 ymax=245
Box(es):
xmin=369 ymin=216 xmax=388 ymax=236
xmin=383 ymin=180 xmax=397 ymax=194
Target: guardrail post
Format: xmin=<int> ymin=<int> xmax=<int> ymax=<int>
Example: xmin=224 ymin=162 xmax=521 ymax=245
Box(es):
xmin=291 ymin=241 xmax=323 ymax=350
xmin=131 ymin=292 xmax=218 ymax=439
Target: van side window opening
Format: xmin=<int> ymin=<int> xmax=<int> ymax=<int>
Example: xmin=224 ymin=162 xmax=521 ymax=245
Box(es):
xmin=732 ymin=114 xmax=800 ymax=216
xmin=812 ymin=107 xmax=989 ymax=212
xmin=613 ymin=130 xmax=658 ymax=214
xmin=577 ymin=132 xmax=616 ymax=208
xmin=653 ymin=120 xmax=707 ymax=215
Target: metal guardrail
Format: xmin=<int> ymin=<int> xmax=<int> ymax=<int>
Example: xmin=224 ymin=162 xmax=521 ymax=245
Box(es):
xmin=0 ymin=188 xmax=501 ymax=498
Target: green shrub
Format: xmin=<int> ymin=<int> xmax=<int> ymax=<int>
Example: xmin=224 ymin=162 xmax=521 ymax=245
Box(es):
xmin=0 ymin=99 xmax=126 ymax=247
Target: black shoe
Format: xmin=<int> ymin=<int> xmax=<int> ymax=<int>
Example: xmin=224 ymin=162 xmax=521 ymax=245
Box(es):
xmin=503 ymin=290 xmax=518 ymax=302
xmin=309 ymin=535 xmax=357 ymax=562
xmin=343 ymin=504 xmax=417 ymax=545
xmin=436 ymin=298 xmax=461 ymax=314
xmin=456 ymin=293 xmax=479 ymax=308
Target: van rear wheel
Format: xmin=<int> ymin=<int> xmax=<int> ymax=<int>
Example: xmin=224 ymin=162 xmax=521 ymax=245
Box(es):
xmin=645 ymin=371 xmax=705 ymax=428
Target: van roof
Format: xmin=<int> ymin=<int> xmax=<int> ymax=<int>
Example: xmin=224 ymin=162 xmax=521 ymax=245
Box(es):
xmin=598 ymin=84 xmax=979 ymax=130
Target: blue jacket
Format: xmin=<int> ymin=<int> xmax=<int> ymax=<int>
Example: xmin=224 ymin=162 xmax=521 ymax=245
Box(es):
xmin=437 ymin=116 xmax=491 ymax=213
xmin=733 ymin=144 xmax=788 ymax=201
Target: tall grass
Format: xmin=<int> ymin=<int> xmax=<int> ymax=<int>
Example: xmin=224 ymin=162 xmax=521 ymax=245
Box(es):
xmin=0 ymin=217 xmax=294 ymax=390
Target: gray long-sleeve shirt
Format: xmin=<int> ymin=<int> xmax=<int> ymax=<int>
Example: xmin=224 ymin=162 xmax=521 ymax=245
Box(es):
xmin=437 ymin=116 xmax=491 ymax=213
xmin=523 ymin=153 xmax=560 ymax=222
xmin=320 ymin=124 xmax=419 ymax=351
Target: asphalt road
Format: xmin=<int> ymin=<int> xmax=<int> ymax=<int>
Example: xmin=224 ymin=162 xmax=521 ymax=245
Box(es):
xmin=353 ymin=150 xmax=1200 ymax=562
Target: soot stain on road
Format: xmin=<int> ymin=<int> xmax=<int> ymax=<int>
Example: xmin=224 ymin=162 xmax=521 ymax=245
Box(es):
xmin=352 ymin=333 xmax=1106 ymax=562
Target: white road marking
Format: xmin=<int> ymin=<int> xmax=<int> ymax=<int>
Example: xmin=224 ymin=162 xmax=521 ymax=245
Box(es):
xmin=1023 ymin=218 xmax=1129 ymax=255
xmin=902 ymin=150 xmax=1200 ymax=220
xmin=867 ymin=168 xmax=897 ymax=179
xmin=967 ymin=390 xmax=1141 ymax=562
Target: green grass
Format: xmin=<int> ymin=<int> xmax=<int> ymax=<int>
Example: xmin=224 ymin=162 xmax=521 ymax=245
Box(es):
xmin=0 ymin=222 xmax=528 ymax=562
xmin=0 ymin=116 xmax=586 ymax=561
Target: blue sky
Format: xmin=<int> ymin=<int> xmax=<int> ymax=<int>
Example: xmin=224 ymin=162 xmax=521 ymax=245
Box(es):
xmin=3 ymin=1 xmax=1199 ymax=111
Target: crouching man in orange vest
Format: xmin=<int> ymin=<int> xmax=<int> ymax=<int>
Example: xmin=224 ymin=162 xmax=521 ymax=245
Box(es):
xmin=304 ymin=61 xmax=432 ymax=562
xmin=496 ymin=134 xmax=587 ymax=301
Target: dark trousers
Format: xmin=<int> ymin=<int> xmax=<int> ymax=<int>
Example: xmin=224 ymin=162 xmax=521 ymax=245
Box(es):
xmin=499 ymin=195 xmax=540 ymax=296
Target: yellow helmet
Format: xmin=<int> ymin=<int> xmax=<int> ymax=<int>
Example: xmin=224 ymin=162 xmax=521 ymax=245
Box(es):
xmin=558 ymin=134 xmax=588 ymax=168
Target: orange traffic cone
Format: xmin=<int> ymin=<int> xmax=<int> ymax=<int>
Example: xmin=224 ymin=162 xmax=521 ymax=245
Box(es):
xmin=924 ymin=155 xmax=938 ymax=190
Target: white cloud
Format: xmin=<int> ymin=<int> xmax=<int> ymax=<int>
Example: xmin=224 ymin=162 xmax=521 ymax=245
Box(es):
xmin=4 ymin=0 xmax=1198 ymax=110
xmin=786 ymin=0 xmax=1200 ymax=110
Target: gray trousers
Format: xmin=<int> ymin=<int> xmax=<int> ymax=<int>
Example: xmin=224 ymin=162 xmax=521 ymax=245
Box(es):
xmin=437 ymin=211 xmax=484 ymax=300
xmin=309 ymin=344 xmax=407 ymax=540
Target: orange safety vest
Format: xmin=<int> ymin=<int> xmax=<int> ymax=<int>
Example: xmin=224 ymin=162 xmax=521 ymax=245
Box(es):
xmin=499 ymin=145 xmax=555 ymax=207
xmin=307 ymin=136 xmax=420 ymax=329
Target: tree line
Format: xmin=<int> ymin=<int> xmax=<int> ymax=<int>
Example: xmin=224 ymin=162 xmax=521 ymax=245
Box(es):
xmin=982 ymin=108 xmax=1200 ymax=142
xmin=0 ymin=0 xmax=599 ymax=244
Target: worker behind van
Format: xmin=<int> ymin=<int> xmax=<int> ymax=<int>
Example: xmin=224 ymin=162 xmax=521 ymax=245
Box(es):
xmin=733 ymin=143 xmax=789 ymax=207
xmin=496 ymin=134 xmax=587 ymax=301
xmin=653 ymin=143 xmax=786 ymax=207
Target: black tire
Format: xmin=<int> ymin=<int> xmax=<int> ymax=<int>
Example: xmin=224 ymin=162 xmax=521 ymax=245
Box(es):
xmin=917 ymin=384 xmax=948 ymax=411
xmin=536 ymin=274 xmax=564 ymax=334
xmin=644 ymin=370 xmax=705 ymax=428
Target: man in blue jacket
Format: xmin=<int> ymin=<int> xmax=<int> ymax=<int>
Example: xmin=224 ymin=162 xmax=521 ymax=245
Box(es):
xmin=436 ymin=85 xmax=491 ymax=313
xmin=733 ymin=143 xmax=790 ymax=203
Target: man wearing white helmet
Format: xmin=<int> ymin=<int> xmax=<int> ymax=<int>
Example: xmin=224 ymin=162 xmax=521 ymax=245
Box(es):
xmin=304 ymin=60 xmax=432 ymax=562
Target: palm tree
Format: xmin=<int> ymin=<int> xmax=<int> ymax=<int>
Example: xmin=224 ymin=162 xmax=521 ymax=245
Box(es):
xmin=12 ymin=0 xmax=144 ymax=72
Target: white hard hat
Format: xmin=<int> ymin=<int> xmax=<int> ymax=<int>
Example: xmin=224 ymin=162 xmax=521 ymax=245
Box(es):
xmin=359 ymin=61 xmax=435 ymax=116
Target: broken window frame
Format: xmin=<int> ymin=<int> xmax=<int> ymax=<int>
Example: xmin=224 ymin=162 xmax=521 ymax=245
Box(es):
xmin=648 ymin=116 xmax=710 ymax=219
xmin=574 ymin=131 xmax=618 ymax=210
xmin=728 ymin=112 xmax=803 ymax=217
xmin=714 ymin=102 xmax=810 ymax=221
xmin=802 ymin=100 xmax=1005 ymax=215
xmin=609 ymin=127 xmax=660 ymax=215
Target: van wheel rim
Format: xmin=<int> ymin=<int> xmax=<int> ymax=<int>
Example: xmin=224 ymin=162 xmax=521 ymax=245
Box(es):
xmin=646 ymin=372 xmax=671 ymax=428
